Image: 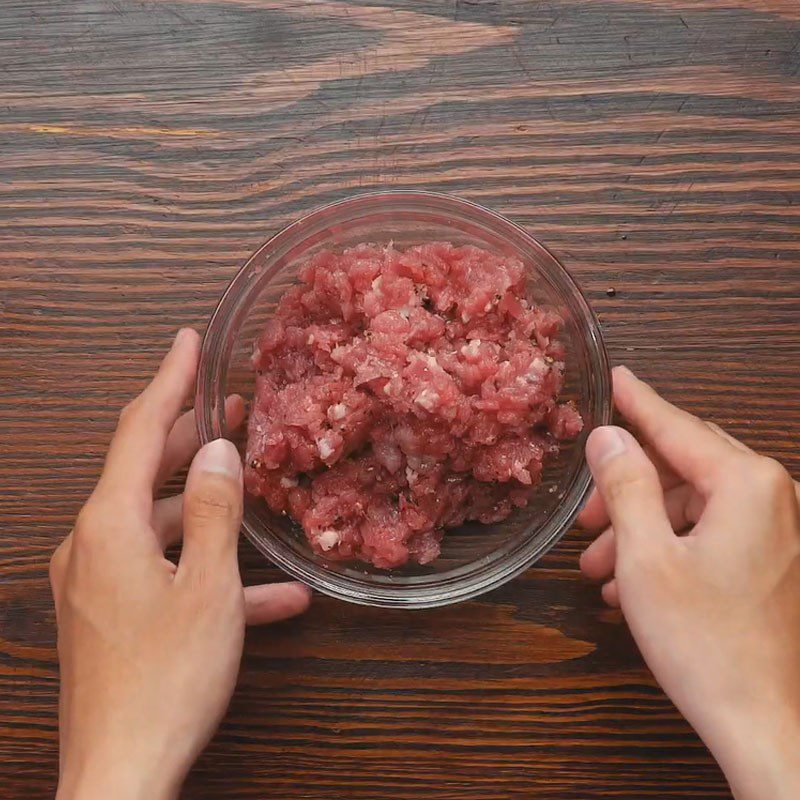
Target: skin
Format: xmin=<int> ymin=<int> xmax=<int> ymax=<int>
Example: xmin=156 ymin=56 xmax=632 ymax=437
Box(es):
xmin=580 ymin=366 xmax=800 ymax=800
xmin=50 ymin=329 xmax=311 ymax=800
xmin=50 ymin=334 xmax=800 ymax=799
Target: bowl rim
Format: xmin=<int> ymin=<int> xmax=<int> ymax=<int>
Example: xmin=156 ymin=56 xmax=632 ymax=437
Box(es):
xmin=197 ymin=189 xmax=612 ymax=608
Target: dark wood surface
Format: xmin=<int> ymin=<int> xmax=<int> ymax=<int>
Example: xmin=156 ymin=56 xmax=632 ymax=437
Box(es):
xmin=1 ymin=1 xmax=799 ymax=797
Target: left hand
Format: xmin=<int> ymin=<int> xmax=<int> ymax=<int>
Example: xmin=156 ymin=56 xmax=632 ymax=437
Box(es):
xmin=50 ymin=328 xmax=311 ymax=800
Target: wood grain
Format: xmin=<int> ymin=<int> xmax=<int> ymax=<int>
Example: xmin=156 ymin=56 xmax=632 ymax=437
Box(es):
xmin=1 ymin=0 xmax=798 ymax=797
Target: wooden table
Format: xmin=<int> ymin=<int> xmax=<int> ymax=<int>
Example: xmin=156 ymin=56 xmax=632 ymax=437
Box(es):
xmin=2 ymin=1 xmax=798 ymax=797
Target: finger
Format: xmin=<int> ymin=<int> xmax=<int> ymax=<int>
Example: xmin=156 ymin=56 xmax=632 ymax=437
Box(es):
xmin=613 ymin=366 xmax=745 ymax=492
xmin=642 ymin=442 xmax=683 ymax=491
xmin=177 ymin=439 xmax=243 ymax=581
xmin=576 ymin=488 xmax=610 ymax=532
xmin=244 ymin=582 xmax=312 ymax=625
xmin=577 ymin=440 xmax=682 ymax=532
xmin=579 ymin=527 xmax=615 ymax=581
xmin=49 ymin=536 xmax=71 ymax=589
xmin=601 ymin=579 xmax=620 ymax=608
xmin=156 ymin=394 xmax=246 ymax=489
xmin=585 ymin=426 xmax=674 ymax=552
xmin=580 ymin=382 xmax=752 ymax=533
xmin=580 ymin=482 xmax=698 ymax=582
xmin=705 ymin=421 xmax=753 ymax=454
xmin=49 ymin=536 xmax=73 ymax=620
xmin=99 ymin=329 xmax=201 ymax=510
xmin=151 ymin=493 xmax=184 ymax=549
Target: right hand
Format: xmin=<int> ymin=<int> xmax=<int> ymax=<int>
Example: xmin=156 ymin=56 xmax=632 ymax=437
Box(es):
xmin=579 ymin=366 xmax=800 ymax=800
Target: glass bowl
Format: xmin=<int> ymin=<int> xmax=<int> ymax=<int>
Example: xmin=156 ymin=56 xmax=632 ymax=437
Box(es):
xmin=196 ymin=191 xmax=611 ymax=608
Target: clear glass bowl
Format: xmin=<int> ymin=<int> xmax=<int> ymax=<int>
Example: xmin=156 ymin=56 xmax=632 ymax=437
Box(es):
xmin=196 ymin=191 xmax=611 ymax=608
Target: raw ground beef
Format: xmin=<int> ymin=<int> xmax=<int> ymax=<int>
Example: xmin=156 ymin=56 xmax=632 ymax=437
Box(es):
xmin=244 ymin=242 xmax=583 ymax=569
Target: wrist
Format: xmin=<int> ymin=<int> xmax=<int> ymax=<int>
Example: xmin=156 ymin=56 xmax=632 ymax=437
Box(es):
xmin=705 ymin=703 xmax=800 ymax=800
xmin=56 ymin=754 xmax=180 ymax=800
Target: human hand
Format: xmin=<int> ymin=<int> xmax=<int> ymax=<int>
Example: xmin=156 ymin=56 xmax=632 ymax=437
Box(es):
xmin=579 ymin=366 xmax=800 ymax=800
xmin=50 ymin=329 xmax=311 ymax=800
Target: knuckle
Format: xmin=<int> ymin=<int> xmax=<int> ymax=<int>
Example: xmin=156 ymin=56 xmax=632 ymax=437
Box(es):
xmin=117 ymin=398 xmax=139 ymax=425
xmin=71 ymin=500 xmax=113 ymax=550
xmin=604 ymin=467 xmax=652 ymax=504
xmin=616 ymin=551 xmax=656 ymax=585
xmin=617 ymin=536 xmax=674 ymax=580
xmin=185 ymin=480 xmax=241 ymax=522
xmin=751 ymin=456 xmax=793 ymax=497
xmin=62 ymin=580 xmax=88 ymax=616
xmin=118 ymin=393 xmax=156 ymax=430
xmin=72 ymin=504 xmax=99 ymax=540
xmin=182 ymin=570 xmax=243 ymax=612
xmin=48 ymin=540 xmax=69 ymax=588
xmin=617 ymin=540 xmax=655 ymax=570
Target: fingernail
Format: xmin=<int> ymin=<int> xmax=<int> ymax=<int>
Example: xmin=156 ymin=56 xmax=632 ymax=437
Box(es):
xmin=587 ymin=426 xmax=628 ymax=467
xmin=293 ymin=582 xmax=313 ymax=603
xmin=193 ymin=438 xmax=242 ymax=479
xmin=615 ymin=364 xmax=635 ymax=379
xmin=173 ymin=327 xmax=192 ymax=347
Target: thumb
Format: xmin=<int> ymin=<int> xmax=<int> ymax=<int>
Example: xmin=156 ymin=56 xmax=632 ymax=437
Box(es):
xmin=585 ymin=426 xmax=673 ymax=552
xmin=179 ymin=438 xmax=243 ymax=580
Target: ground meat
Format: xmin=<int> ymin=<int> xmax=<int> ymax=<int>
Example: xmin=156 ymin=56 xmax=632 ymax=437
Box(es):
xmin=245 ymin=242 xmax=583 ymax=569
